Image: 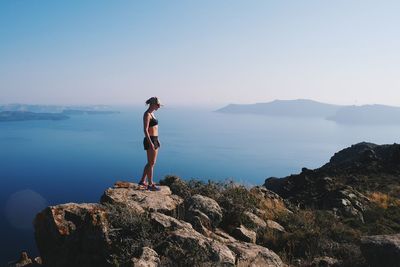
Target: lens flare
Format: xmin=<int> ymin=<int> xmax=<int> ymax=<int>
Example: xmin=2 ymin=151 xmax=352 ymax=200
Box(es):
xmin=5 ymin=189 xmax=47 ymax=230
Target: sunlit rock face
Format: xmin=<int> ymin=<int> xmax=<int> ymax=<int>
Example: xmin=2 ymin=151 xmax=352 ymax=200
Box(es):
xmin=33 ymin=182 xmax=285 ymax=267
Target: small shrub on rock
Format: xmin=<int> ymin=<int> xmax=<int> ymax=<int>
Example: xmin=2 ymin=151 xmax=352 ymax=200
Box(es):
xmin=103 ymin=203 xmax=159 ymax=265
xmin=258 ymin=209 xmax=365 ymax=266
xmin=187 ymin=179 xmax=224 ymax=200
xmin=159 ymin=175 xmax=191 ymax=199
xmin=217 ymin=182 xmax=259 ymax=230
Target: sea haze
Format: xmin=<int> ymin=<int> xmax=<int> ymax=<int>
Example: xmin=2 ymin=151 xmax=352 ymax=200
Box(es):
xmin=1 ymin=106 xmax=400 ymax=262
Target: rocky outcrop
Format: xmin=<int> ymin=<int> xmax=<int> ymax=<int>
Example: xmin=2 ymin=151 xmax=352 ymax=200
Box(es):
xmin=232 ymin=225 xmax=257 ymax=243
xmin=242 ymin=211 xmax=285 ymax=233
xmin=34 ymin=182 xmax=285 ymax=267
xmin=262 ymin=142 xmax=400 ymax=219
xmin=227 ymin=241 xmax=285 ymax=267
xmin=264 ymin=174 xmax=370 ymax=220
xmin=185 ymin=194 xmax=223 ymax=234
xmin=361 ymin=234 xmax=400 ymax=267
xmin=100 ymin=182 xmax=184 ymax=217
xmin=150 ymin=211 xmax=192 ymax=231
xmin=156 ymin=226 xmax=237 ymax=266
xmin=266 ymin=220 xmax=285 ymax=232
xmin=243 ymin=211 xmax=267 ymax=229
xmin=20 ymin=143 xmax=400 ymax=267
xmin=6 ymin=252 xmax=42 ymax=267
xmin=34 ymin=203 xmax=111 ymax=267
xmin=326 ymin=142 xmax=400 ymax=172
xmin=249 ymin=186 xmax=291 ymax=218
xmin=130 ymin=247 xmax=160 ymax=267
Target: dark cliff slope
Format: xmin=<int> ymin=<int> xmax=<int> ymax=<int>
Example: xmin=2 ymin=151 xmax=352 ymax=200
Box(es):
xmin=264 ymin=142 xmax=400 ymax=208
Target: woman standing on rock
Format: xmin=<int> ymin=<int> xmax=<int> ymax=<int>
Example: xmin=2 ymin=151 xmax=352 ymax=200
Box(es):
xmin=139 ymin=97 xmax=162 ymax=191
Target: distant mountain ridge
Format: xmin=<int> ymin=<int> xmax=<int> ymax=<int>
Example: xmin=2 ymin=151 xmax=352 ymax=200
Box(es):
xmin=0 ymin=111 xmax=69 ymax=122
xmin=327 ymin=104 xmax=400 ymax=125
xmin=0 ymin=104 xmax=119 ymax=122
xmin=0 ymin=104 xmax=115 ymax=113
xmin=217 ymin=99 xmax=343 ymax=118
xmin=216 ymin=99 xmax=400 ymax=124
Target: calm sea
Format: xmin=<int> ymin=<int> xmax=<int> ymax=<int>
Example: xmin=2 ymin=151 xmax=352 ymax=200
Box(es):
xmin=1 ymin=106 xmax=400 ymax=262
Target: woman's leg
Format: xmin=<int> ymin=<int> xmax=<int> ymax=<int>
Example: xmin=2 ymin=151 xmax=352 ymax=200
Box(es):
xmin=147 ymin=148 xmax=158 ymax=185
xmin=140 ymin=161 xmax=149 ymax=184
xmin=139 ymin=148 xmax=158 ymax=184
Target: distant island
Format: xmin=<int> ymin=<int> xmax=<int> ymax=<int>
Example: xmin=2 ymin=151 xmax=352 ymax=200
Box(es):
xmin=0 ymin=111 xmax=69 ymax=122
xmin=216 ymin=99 xmax=400 ymax=125
xmin=0 ymin=104 xmax=119 ymax=122
xmin=326 ymin=104 xmax=400 ymax=125
xmin=0 ymin=104 xmax=116 ymax=113
xmin=61 ymin=109 xmax=119 ymax=115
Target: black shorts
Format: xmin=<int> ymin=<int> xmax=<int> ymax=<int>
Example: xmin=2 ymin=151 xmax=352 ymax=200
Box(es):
xmin=143 ymin=136 xmax=160 ymax=150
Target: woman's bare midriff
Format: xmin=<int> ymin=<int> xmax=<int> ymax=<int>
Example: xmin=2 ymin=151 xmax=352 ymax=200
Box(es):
xmin=148 ymin=126 xmax=158 ymax=136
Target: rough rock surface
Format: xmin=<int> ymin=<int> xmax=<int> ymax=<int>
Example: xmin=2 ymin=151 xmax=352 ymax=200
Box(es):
xmin=157 ymin=226 xmax=236 ymax=266
xmin=185 ymin=194 xmax=223 ymax=231
xmin=232 ymin=225 xmax=257 ymax=244
xmin=249 ymin=186 xmax=291 ymax=217
xmin=101 ymin=182 xmax=184 ymax=217
xmin=262 ymin=142 xmax=400 ymax=218
xmin=34 ymin=203 xmax=111 ymax=267
xmin=7 ymin=252 xmax=33 ymax=267
xmin=361 ymin=234 xmax=400 ymax=267
xmin=34 ymin=183 xmax=285 ymax=267
xmin=150 ymin=211 xmax=192 ymax=231
xmin=227 ymin=241 xmax=285 ymax=267
xmin=266 ymin=220 xmax=285 ymax=232
xmin=130 ymin=247 xmax=160 ymax=267
xmin=311 ymin=256 xmax=339 ymax=267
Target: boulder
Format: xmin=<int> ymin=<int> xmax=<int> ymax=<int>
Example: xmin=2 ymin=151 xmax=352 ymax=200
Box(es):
xmin=243 ymin=211 xmax=267 ymax=229
xmin=227 ymin=241 xmax=285 ymax=267
xmin=34 ymin=203 xmax=111 ymax=267
xmin=130 ymin=247 xmax=160 ymax=267
xmin=101 ymin=182 xmax=184 ymax=217
xmin=250 ymin=186 xmax=291 ymax=218
xmin=33 ymin=257 xmax=42 ymax=265
xmin=210 ymin=228 xmax=237 ymax=243
xmin=266 ymin=220 xmax=285 ymax=232
xmin=157 ymin=226 xmax=236 ymax=266
xmin=186 ymin=208 xmax=213 ymax=235
xmin=361 ymin=234 xmax=400 ymax=267
xmin=326 ymin=187 xmax=369 ymax=222
xmin=7 ymin=252 xmax=33 ymax=267
xmin=232 ymin=225 xmax=257 ymax=244
xmin=185 ymin=194 xmax=223 ymax=229
xmin=150 ymin=212 xmax=192 ymax=231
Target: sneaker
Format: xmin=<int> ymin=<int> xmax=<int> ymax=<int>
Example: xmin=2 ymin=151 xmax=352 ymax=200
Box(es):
xmin=138 ymin=180 xmax=148 ymax=189
xmin=147 ymin=184 xmax=161 ymax=191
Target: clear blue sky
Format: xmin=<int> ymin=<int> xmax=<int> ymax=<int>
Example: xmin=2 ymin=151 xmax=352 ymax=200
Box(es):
xmin=1 ymin=1 xmax=399 ymax=107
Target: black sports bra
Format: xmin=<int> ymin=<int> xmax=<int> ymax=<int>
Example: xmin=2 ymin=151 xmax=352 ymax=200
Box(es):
xmin=149 ymin=114 xmax=158 ymax=127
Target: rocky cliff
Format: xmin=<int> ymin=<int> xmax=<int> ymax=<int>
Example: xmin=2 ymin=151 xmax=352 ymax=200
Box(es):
xmin=9 ymin=142 xmax=400 ymax=267
xmin=263 ymin=142 xmax=400 ymax=267
xmin=265 ymin=142 xmax=400 ymax=219
xmin=32 ymin=181 xmax=287 ymax=267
